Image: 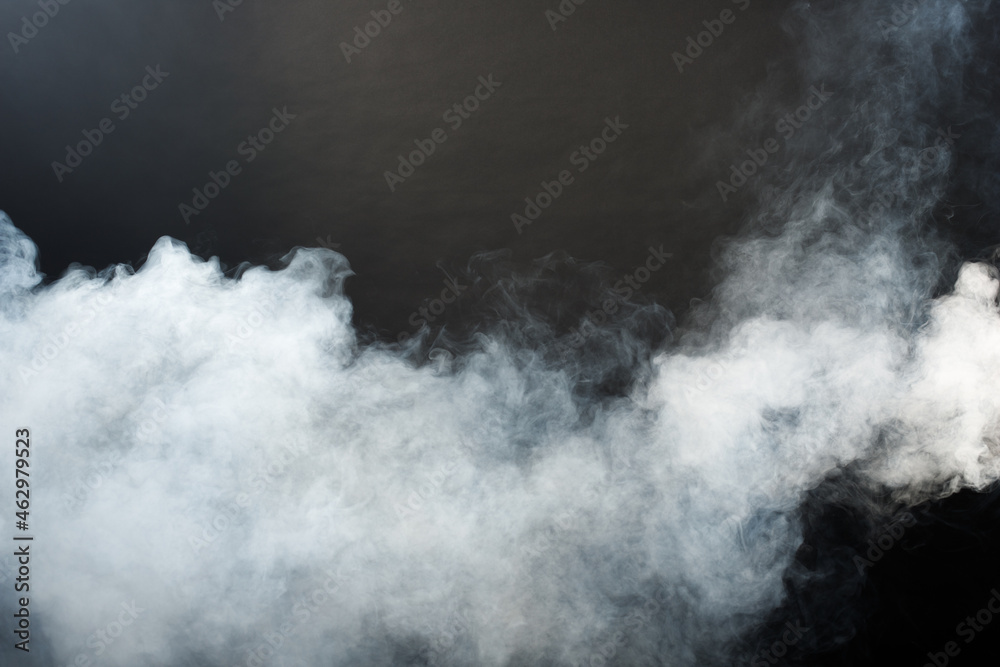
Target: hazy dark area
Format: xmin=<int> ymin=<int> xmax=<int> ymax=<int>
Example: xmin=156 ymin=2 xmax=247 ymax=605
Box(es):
xmin=0 ymin=0 xmax=796 ymax=339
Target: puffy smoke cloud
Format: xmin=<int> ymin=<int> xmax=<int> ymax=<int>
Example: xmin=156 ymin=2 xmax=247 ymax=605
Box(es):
xmin=1 ymin=0 xmax=999 ymax=665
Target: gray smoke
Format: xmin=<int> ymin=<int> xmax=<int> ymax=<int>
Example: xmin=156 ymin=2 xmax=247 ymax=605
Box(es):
xmin=1 ymin=0 xmax=999 ymax=665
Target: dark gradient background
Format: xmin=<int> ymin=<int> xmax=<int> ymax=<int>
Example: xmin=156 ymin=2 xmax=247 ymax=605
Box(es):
xmin=0 ymin=0 xmax=797 ymax=339
xmin=3 ymin=1 xmax=1000 ymax=665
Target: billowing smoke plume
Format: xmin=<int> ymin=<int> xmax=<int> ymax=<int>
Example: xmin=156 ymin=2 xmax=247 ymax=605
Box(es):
xmin=1 ymin=0 xmax=999 ymax=665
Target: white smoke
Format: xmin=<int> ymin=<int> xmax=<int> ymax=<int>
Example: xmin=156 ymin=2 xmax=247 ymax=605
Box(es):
xmin=1 ymin=0 xmax=999 ymax=665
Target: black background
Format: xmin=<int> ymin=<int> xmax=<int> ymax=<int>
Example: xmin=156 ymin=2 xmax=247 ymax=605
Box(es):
xmin=0 ymin=0 xmax=796 ymax=340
